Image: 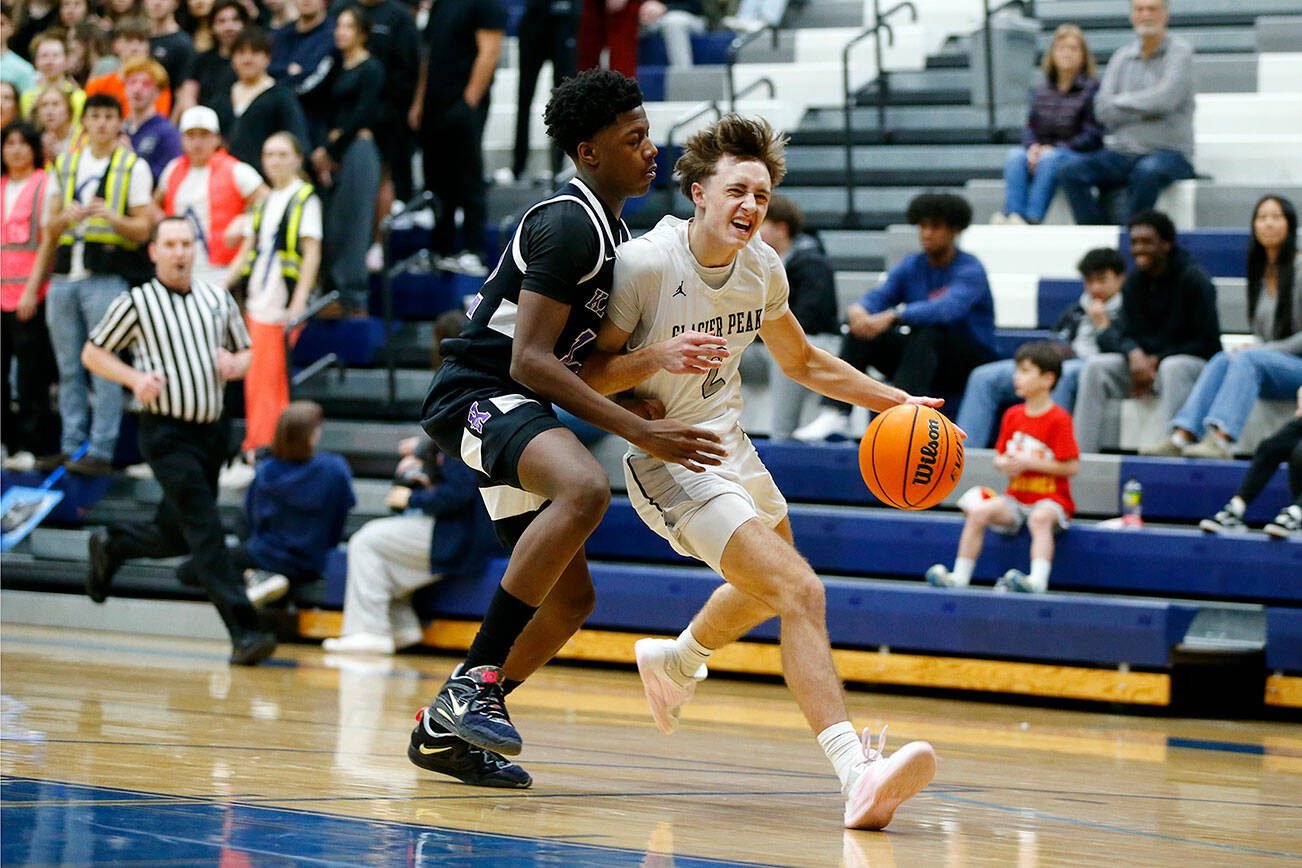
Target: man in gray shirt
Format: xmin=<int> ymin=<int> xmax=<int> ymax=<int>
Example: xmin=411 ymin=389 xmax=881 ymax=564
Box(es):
xmin=1058 ymin=0 xmax=1195 ymax=225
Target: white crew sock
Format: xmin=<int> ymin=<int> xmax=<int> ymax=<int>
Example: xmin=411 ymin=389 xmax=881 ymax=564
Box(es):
xmin=1227 ymin=496 xmax=1246 ymax=517
xmin=950 ymin=557 xmax=976 ymax=587
xmin=1172 ymin=430 xmax=1193 ymax=446
xmin=1027 ymin=558 xmax=1051 ymax=593
xmin=817 ymin=721 xmax=866 ymax=796
xmin=671 ymin=625 xmax=712 ymax=682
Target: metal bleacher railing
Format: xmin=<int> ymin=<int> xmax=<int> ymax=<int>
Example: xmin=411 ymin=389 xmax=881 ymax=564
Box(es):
xmin=840 ymin=0 xmax=917 ymax=226
xmin=724 ymin=26 xmax=778 ymax=112
xmin=979 ymin=0 xmax=1037 ymax=139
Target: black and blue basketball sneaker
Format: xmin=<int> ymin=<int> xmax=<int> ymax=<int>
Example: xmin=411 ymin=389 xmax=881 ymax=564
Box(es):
xmin=428 ymin=664 xmax=522 ymax=756
xmin=408 ymin=706 xmax=531 ymax=789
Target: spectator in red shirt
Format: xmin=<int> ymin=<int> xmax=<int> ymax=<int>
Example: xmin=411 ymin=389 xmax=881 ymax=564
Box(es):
xmin=925 ymin=342 xmax=1081 ymax=594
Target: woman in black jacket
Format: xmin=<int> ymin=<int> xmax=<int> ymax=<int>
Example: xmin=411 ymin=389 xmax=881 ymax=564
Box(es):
xmin=307 ymin=5 xmax=383 ymax=316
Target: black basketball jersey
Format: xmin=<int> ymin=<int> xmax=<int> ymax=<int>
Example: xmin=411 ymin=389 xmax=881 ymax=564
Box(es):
xmin=429 ymin=178 xmax=630 ymax=414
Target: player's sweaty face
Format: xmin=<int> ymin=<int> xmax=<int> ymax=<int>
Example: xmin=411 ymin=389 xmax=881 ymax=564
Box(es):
xmin=695 ymin=155 xmax=771 ymax=252
xmin=590 ymin=106 xmax=658 ymax=197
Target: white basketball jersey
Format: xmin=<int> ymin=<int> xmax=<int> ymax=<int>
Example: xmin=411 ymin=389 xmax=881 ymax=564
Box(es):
xmin=607 ymin=216 xmax=790 ymax=445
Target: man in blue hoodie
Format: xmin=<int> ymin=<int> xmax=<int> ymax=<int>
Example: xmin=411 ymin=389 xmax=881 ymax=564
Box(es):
xmin=794 ymin=193 xmax=997 ymax=441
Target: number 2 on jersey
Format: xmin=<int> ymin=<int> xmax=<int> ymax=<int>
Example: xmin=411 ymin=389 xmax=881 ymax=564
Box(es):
xmin=701 ymin=356 xmax=725 ymax=399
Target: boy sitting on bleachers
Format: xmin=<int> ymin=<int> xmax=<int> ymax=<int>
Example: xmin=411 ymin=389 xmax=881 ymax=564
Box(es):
xmin=926 ymin=342 xmax=1080 ymax=593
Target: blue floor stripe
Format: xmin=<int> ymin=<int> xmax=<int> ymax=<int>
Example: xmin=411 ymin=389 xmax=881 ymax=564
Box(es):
xmin=1 ymin=777 xmax=786 ymax=867
xmin=1166 ymin=737 xmax=1267 ymax=755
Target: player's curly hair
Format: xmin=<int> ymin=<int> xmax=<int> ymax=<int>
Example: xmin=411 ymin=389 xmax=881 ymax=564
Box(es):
xmin=675 ymin=114 xmax=787 ymax=199
xmin=905 ymin=193 xmax=972 ymax=232
xmin=544 ymin=69 xmax=644 ymax=157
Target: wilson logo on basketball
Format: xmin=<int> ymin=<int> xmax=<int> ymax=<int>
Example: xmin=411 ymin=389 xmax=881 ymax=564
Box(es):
xmin=911 ymin=417 xmax=942 ymax=486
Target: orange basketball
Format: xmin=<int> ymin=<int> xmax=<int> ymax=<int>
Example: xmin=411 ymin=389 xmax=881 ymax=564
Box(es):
xmin=858 ymin=404 xmax=965 ymax=510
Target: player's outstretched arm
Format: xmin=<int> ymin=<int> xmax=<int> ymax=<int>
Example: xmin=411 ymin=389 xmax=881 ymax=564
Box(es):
xmin=760 ymin=311 xmax=944 ymax=412
xmin=512 ymin=291 xmax=727 ymax=471
xmin=580 ymin=320 xmax=729 ymax=396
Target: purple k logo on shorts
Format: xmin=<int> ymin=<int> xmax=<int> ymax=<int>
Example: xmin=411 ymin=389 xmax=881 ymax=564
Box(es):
xmin=467 ymin=401 xmax=491 ymax=434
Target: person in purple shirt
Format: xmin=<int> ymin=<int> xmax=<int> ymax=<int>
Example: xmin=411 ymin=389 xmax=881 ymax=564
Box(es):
xmin=794 ymin=193 xmax=996 ymax=442
xmin=995 ymin=24 xmax=1101 ymax=225
xmin=122 ymin=58 xmax=182 ymax=181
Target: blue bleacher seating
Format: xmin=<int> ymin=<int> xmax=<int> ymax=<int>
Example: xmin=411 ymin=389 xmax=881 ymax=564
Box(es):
xmin=638 ymin=66 xmax=667 ymax=102
xmin=585 ymin=497 xmax=1302 ymax=603
xmin=292 ymin=318 xmax=386 ymax=367
xmin=1121 ymin=228 xmax=1248 ymax=278
xmin=415 ymin=557 xmax=1201 ymax=668
xmin=992 ymin=328 xmax=1055 ymax=359
xmin=1266 ymin=608 xmax=1302 ymax=672
xmin=1036 ymin=279 xmax=1082 ymax=329
xmin=1120 ymin=456 xmax=1294 ymax=524
xmin=0 ymin=471 xmax=112 ymax=524
xmin=376 ymin=271 xmax=480 ymax=320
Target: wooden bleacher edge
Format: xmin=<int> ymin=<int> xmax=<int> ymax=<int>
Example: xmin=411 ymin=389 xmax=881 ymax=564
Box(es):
xmin=298 ymin=610 xmax=1171 ymax=706
xmin=1265 ymin=674 xmax=1302 ymax=709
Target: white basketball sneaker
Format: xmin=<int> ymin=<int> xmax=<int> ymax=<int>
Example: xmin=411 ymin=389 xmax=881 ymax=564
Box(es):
xmin=634 ymin=638 xmax=707 ymax=735
xmin=844 ymin=726 xmax=937 ymax=830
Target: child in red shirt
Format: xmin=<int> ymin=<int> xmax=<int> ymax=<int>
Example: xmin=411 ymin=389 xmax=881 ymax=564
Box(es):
xmin=926 ymin=342 xmax=1080 ymax=592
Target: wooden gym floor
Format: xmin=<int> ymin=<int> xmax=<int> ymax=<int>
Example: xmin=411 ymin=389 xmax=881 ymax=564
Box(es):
xmin=1 ymin=624 xmax=1299 ymax=866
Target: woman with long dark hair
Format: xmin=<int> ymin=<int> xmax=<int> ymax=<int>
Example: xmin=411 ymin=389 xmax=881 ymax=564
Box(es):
xmin=1 ymin=120 xmax=60 ymax=467
xmin=307 ymin=5 xmax=382 ymax=316
xmin=1145 ymin=195 xmax=1302 ymax=458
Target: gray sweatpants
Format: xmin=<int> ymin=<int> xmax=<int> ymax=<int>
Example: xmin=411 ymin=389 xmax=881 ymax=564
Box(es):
xmin=1072 ymin=352 xmax=1205 ymax=452
xmin=341 ymin=514 xmax=438 ymax=640
xmin=324 ymin=136 xmax=382 ymax=311
xmin=767 ymin=332 xmax=842 ymax=440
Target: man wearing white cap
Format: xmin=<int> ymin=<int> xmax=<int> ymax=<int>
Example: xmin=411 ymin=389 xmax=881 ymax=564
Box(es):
xmin=156 ymin=106 xmax=266 ymax=286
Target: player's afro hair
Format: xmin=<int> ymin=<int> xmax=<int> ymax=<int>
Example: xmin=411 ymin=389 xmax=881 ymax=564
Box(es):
xmin=544 ymin=69 xmax=644 ymax=157
xmin=905 ymin=193 xmax=972 ymax=231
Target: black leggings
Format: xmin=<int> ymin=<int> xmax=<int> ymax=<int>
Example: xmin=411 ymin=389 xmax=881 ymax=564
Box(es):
xmin=822 ymin=324 xmax=994 ymax=411
xmin=1236 ymin=417 xmax=1302 ymax=507
xmin=513 ymin=0 xmax=580 ymax=179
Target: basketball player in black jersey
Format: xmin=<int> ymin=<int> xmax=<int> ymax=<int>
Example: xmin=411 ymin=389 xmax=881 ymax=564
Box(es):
xmin=408 ymin=70 xmax=730 ymax=787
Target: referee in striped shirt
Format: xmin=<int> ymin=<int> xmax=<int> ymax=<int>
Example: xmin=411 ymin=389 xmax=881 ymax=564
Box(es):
xmin=80 ymin=216 xmax=277 ymax=666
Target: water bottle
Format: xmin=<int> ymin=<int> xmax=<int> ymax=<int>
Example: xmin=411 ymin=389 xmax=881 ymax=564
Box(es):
xmin=1121 ymin=478 xmax=1143 ymax=527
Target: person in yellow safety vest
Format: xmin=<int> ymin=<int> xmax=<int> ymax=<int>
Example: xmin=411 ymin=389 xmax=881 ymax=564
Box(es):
xmin=24 ymin=92 xmax=154 ymax=477
xmin=226 ymin=130 xmax=322 ymax=466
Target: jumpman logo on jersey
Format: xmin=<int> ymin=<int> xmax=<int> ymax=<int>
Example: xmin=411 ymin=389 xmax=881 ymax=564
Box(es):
xmin=673 ymin=282 xmax=686 ymax=298
xmin=467 ymin=401 xmax=491 ymax=434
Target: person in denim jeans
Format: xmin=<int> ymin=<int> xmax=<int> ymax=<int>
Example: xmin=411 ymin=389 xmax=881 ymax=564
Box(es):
xmin=1058 ymin=0 xmax=1195 ymax=225
xmin=957 ymin=247 xmax=1124 ymax=448
xmin=995 ymin=24 xmax=1100 ymax=225
xmin=1144 ymin=196 xmax=1302 ymax=458
xmin=24 ymin=93 xmax=154 ymax=476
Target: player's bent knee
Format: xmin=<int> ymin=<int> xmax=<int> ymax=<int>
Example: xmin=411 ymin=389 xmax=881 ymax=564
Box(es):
xmin=779 ymin=572 xmax=826 ymax=618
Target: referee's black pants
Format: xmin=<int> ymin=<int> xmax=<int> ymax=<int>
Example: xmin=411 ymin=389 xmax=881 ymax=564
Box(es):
xmin=107 ymin=415 xmax=261 ymax=641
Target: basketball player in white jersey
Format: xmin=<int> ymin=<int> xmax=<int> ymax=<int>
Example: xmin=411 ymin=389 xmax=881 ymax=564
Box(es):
xmin=581 ymin=115 xmax=941 ymax=830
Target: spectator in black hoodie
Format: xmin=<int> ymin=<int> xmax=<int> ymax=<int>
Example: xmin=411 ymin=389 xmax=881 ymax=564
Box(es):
xmin=758 ymin=194 xmax=840 ymax=440
xmin=211 ymin=26 xmax=309 ymax=170
xmin=1073 ymin=209 xmax=1221 ymax=452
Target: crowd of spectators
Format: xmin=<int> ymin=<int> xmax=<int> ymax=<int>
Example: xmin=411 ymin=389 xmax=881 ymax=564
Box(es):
xmin=0 ymin=0 xmax=1298 ymax=642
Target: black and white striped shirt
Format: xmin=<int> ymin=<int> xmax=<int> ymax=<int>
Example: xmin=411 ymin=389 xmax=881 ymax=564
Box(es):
xmin=89 ymin=278 xmax=252 ymax=424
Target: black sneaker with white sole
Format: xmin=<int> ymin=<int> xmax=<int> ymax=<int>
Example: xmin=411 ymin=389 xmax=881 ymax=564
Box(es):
xmin=1198 ymin=506 xmax=1247 ymax=535
xmin=1264 ymin=505 xmax=1301 ymax=540
xmin=407 ymin=706 xmax=531 ymax=788
xmin=428 ymin=664 xmax=522 ymax=755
